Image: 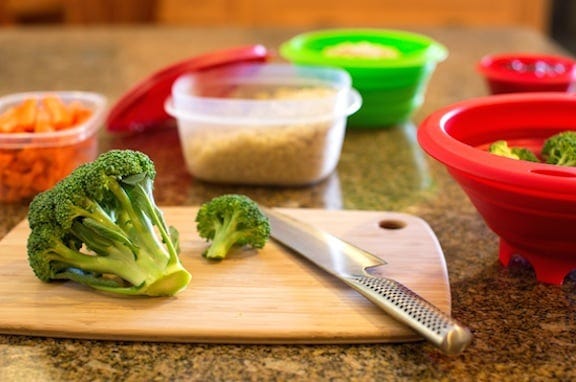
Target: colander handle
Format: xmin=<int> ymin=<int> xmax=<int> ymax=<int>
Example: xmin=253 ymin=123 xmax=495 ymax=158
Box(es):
xmin=343 ymin=275 xmax=472 ymax=355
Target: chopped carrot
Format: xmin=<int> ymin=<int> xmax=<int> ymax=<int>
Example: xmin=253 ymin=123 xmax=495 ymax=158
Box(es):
xmin=68 ymin=100 xmax=93 ymax=125
xmin=42 ymin=95 xmax=73 ymax=129
xmin=0 ymin=107 xmax=19 ymax=133
xmin=0 ymin=152 xmax=13 ymax=167
xmin=13 ymin=98 xmax=38 ymax=132
xmin=0 ymin=136 xmax=98 ymax=202
xmin=34 ymin=105 xmax=55 ymax=133
xmin=0 ymin=95 xmax=96 ymax=202
xmin=0 ymin=95 xmax=93 ymax=133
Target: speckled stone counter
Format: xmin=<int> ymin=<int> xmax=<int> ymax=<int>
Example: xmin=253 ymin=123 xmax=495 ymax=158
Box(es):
xmin=1 ymin=26 xmax=575 ymax=381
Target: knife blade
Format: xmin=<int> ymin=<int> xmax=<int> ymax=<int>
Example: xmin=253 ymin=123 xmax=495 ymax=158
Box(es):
xmin=265 ymin=208 xmax=472 ymax=355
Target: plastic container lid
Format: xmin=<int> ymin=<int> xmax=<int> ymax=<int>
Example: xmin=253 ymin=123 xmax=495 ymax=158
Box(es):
xmin=106 ymin=45 xmax=269 ymax=133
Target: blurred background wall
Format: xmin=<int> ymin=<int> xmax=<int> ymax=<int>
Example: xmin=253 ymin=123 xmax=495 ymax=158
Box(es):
xmin=0 ymin=0 xmax=573 ymax=53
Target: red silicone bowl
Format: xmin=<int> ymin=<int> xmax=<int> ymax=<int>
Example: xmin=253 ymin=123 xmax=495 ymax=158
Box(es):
xmin=477 ymin=53 xmax=576 ymax=94
xmin=417 ymin=92 xmax=576 ymax=284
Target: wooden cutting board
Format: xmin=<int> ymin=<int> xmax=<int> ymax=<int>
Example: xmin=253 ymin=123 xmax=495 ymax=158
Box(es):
xmin=0 ymin=207 xmax=451 ymax=344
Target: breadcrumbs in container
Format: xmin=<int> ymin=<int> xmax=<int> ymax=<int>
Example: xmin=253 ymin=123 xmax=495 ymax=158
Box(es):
xmin=165 ymin=63 xmax=361 ymax=186
xmin=0 ymin=91 xmax=107 ymax=202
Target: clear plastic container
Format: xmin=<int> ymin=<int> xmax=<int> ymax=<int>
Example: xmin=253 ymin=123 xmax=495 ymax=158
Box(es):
xmin=165 ymin=63 xmax=361 ymax=186
xmin=0 ymin=91 xmax=107 ymax=203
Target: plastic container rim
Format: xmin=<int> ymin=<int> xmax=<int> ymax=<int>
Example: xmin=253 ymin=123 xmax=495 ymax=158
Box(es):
xmin=170 ymin=62 xmax=353 ymax=103
xmin=166 ymin=88 xmax=362 ymax=126
xmin=0 ymin=91 xmax=107 ymax=148
xmin=279 ymin=28 xmax=448 ymax=69
xmin=417 ymin=92 xmax=576 ymax=196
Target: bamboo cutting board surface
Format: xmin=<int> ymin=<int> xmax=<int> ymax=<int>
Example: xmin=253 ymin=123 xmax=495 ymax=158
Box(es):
xmin=0 ymin=207 xmax=451 ymax=344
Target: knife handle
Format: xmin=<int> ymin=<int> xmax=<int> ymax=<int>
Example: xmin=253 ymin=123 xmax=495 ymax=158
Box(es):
xmin=343 ymin=275 xmax=472 ymax=355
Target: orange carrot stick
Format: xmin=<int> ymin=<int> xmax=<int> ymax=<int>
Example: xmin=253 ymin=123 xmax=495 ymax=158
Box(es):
xmin=34 ymin=105 xmax=54 ymax=133
xmin=68 ymin=100 xmax=93 ymax=126
xmin=14 ymin=98 xmax=38 ymax=132
xmin=0 ymin=106 xmax=19 ymax=133
xmin=42 ymin=95 xmax=72 ymax=129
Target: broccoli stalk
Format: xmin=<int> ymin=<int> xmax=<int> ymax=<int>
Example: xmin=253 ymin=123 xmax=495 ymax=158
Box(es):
xmin=542 ymin=131 xmax=576 ymax=166
xmin=195 ymin=194 xmax=271 ymax=260
xmin=27 ymin=150 xmax=191 ymax=297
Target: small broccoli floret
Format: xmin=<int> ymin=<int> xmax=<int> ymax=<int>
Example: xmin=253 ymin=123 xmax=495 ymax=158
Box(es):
xmin=542 ymin=131 xmax=576 ymax=166
xmin=511 ymin=147 xmax=540 ymax=162
xmin=195 ymin=194 xmax=271 ymax=261
xmin=27 ymin=149 xmax=191 ymax=297
xmin=489 ymin=140 xmax=540 ymax=162
xmin=489 ymin=140 xmax=518 ymax=159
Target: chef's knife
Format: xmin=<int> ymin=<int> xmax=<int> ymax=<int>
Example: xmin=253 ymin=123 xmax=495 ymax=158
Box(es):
xmin=265 ymin=208 xmax=472 ymax=355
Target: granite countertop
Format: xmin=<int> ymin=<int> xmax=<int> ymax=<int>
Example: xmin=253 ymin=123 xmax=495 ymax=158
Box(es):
xmin=1 ymin=26 xmax=575 ymax=381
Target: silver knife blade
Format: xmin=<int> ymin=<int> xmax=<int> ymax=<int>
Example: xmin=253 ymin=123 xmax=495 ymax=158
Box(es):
xmin=265 ymin=208 xmax=472 ymax=356
xmin=266 ymin=209 xmax=385 ymax=277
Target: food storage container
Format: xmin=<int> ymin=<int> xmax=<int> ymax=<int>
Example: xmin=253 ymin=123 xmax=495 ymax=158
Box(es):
xmin=280 ymin=28 xmax=447 ymax=128
xmin=477 ymin=53 xmax=576 ymax=94
xmin=0 ymin=91 xmax=107 ymax=203
xmin=417 ymin=92 xmax=576 ymax=285
xmin=165 ymin=63 xmax=361 ymax=186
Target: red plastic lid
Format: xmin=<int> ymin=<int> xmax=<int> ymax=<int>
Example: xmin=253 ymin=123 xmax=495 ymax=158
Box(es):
xmin=477 ymin=53 xmax=576 ymax=85
xmin=106 ymin=45 xmax=269 ymax=133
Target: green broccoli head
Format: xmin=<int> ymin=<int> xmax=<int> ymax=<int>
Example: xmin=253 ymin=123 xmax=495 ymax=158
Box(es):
xmin=28 ymin=190 xmax=57 ymax=229
xmin=26 ymin=149 xmax=191 ymax=297
xmin=28 ymin=223 xmax=81 ymax=282
xmin=28 ymin=223 xmax=129 ymax=289
xmin=196 ymin=194 xmax=271 ymax=261
xmin=488 ymin=140 xmax=540 ymax=162
xmin=542 ymin=131 xmax=576 ymax=166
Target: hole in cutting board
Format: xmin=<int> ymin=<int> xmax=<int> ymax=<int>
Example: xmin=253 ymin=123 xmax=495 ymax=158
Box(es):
xmin=378 ymin=219 xmax=406 ymax=230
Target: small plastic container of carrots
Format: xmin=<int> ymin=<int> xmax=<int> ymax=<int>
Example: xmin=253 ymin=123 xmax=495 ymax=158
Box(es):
xmin=0 ymin=91 xmax=107 ymax=203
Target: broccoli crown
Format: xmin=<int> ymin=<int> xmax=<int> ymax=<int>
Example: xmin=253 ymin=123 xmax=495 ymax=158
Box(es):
xmin=195 ymin=194 xmax=271 ymax=260
xmin=542 ymin=131 xmax=576 ymax=166
xmin=488 ymin=140 xmax=540 ymax=162
xmin=26 ymin=149 xmax=191 ymax=297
